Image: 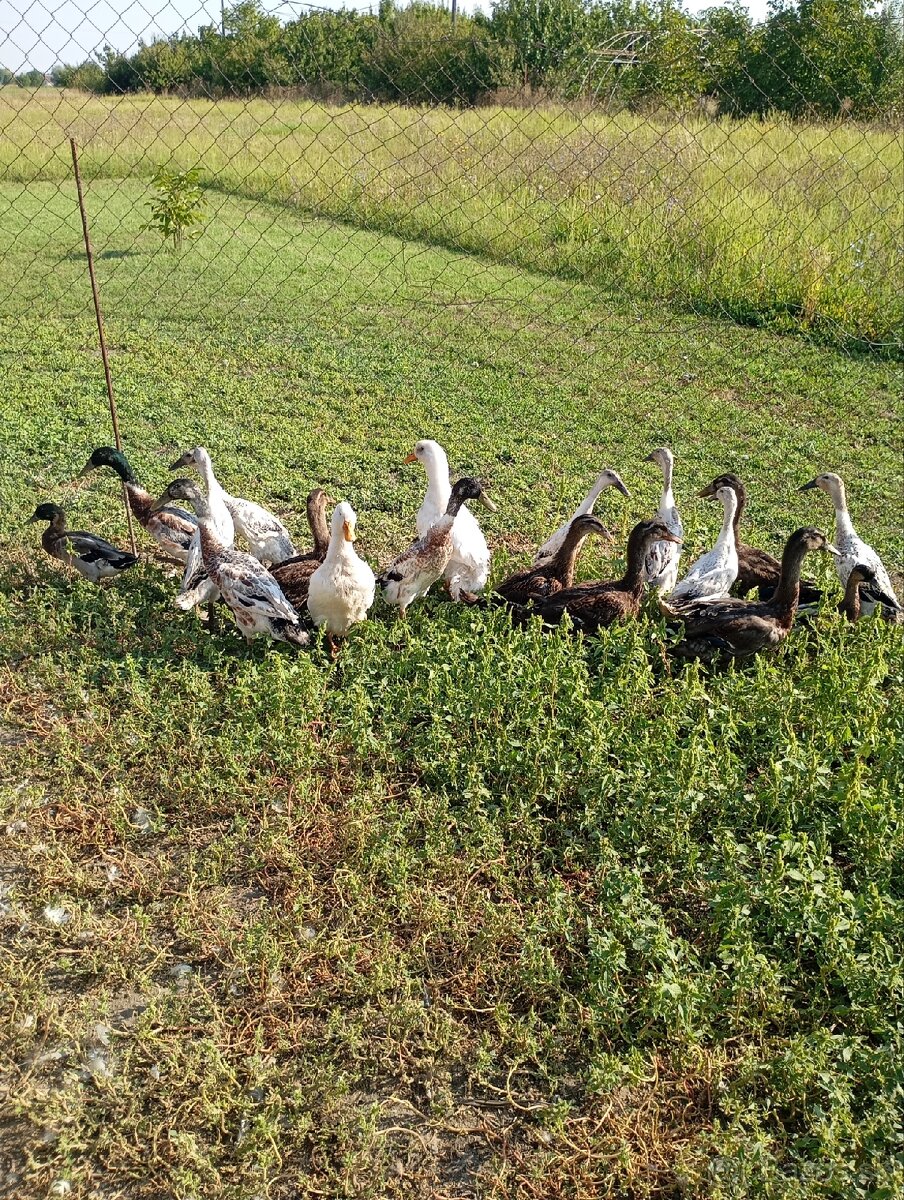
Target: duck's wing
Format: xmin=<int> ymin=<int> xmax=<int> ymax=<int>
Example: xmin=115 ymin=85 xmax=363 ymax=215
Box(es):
xmin=227 ymin=497 xmax=295 ymax=544
xmin=62 ymin=530 xmax=138 ymax=567
xmin=218 ymin=552 xmax=299 ymax=622
xmin=148 ymin=505 xmax=197 ymax=551
xmin=735 ymin=544 xmax=781 ymax=596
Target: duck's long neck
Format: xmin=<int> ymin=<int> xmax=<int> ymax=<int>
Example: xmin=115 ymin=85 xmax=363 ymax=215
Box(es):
xmin=731 ymin=485 xmax=746 ymax=536
xmin=659 ymin=461 xmax=674 ymax=512
xmin=308 ymin=500 xmax=330 ymax=557
xmin=840 ymin=573 xmax=862 ymax=621
xmin=424 ymin=455 xmax=451 ymax=512
xmin=325 ymin=529 xmax=357 ymax=566
xmin=829 ymin=481 xmax=855 ymax=542
xmin=551 ymin=522 xmax=591 ymax=586
xmin=716 ymin=496 xmax=738 ymax=553
xmin=622 ymin=534 xmax=652 ymax=595
xmin=772 ymin=541 xmax=811 ymax=614
xmin=575 ymin=478 xmax=605 ymax=519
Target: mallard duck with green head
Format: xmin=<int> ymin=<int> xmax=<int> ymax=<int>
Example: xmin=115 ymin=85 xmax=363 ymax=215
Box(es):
xmin=28 ymin=502 xmax=138 ymax=582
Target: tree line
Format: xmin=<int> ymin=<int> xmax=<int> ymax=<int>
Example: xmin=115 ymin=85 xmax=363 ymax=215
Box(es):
xmin=35 ymin=0 xmax=904 ymax=119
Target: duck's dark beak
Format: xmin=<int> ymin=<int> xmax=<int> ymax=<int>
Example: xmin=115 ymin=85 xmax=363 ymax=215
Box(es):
xmin=78 ymin=461 xmax=95 ymax=478
xmin=25 ymin=513 xmax=40 ymax=524
xmin=643 ymin=452 xmax=657 ymax=463
xmin=477 ymin=493 xmax=497 ymax=512
xmin=697 ymin=483 xmax=717 ymax=499
xmin=149 ymin=495 xmax=169 ymax=513
xmin=169 ymin=453 xmax=191 ymax=471
xmin=613 ymin=479 xmax=630 ymax=498
xmin=664 ymin=533 xmax=683 ymax=545
xmin=799 ymin=479 xmax=818 ymax=492
xmin=403 ymin=452 xmax=417 ymax=465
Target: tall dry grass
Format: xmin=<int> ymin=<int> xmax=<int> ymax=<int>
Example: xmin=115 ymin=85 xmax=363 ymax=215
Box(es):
xmin=2 ymin=87 xmax=901 ymax=351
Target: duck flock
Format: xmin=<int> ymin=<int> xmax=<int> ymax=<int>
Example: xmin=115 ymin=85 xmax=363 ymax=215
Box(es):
xmin=26 ymin=440 xmax=902 ymax=660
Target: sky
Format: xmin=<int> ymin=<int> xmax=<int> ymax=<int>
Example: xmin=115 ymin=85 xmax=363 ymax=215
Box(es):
xmin=1 ymin=0 xmax=771 ymax=74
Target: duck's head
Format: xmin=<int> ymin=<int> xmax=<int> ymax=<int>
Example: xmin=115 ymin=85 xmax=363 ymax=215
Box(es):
xmin=595 ymin=468 xmax=630 ymax=498
xmin=570 ymin=514 xmax=612 ymax=540
xmin=404 ymin=439 xmax=447 ymax=471
xmin=699 ymin=472 xmax=743 ymax=500
xmin=799 ymin=471 xmax=846 ymax=500
xmin=169 ymin=446 xmax=210 ymax=473
xmin=331 ymin=500 xmax=358 ymax=543
xmin=847 ymin=563 xmax=877 ymax=587
xmin=644 ymin=446 xmax=674 ymax=474
xmin=449 ymin=477 xmax=497 ymax=512
xmin=151 ymin=478 xmax=204 ymax=512
xmin=79 ymin=445 xmax=132 ymax=480
xmin=788 ymin=526 xmax=839 ymax=556
xmin=27 ymin=502 xmax=65 ymax=525
xmin=705 ymin=484 xmax=738 ymax=515
xmin=628 ymin=518 xmax=682 ymax=555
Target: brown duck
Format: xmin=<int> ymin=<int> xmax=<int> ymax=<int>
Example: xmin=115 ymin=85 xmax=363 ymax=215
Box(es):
xmin=670 ymin=527 xmax=837 ymax=658
xmin=268 ymin=488 xmax=330 ymax=608
xmin=520 ymin=519 xmax=681 ymax=633
xmin=837 ymin=563 xmax=902 ymax=623
xmin=494 ymin=514 xmax=611 ymax=607
xmin=699 ymin=473 xmax=821 ymax=604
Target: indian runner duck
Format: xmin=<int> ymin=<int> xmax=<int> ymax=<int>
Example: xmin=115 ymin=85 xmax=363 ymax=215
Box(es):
xmin=28 ymin=503 xmax=138 ymax=582
xmin=167 ymin=448 xmax=235 ymax=611
xmin=307 ymin=501 xmax=376 ymax=641
xmin=496 ymin=514 xmax=611 ymax=607
xmin=152 ymin=481 xmax=308 ymax=646
xmin=532 ymin=469 xmax=629 ymax=564
xmin=171 ymin=446 xmax=295 ymax=565
xmin=666 ymin=485 xmax=738 ymax=604
xmin=837 ymin=563 xmax=902 ymax=623
xmin=642 ymin=447 xmax=683 ymax=593
xmin=800 ymin=472 xmax=901 ymax=617
xmin=518 ymin=518 xmax=681 ymax=633
xmin=698 ymin=472 xmax=821 ymax=604
xmin=380 ymin=478 xmax=497 ymax=616
xmin=267 ymin=488 xmax=330 ymax=609
xmin=79 ymin=445 xmax=197 ymax=564
xmin=406 ymin=440 xmax=492 ymax=600
xmin=668 ymin=527 xmax=837 ymax=659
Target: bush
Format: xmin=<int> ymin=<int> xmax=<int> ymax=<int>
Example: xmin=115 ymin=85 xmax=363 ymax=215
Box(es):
xmin=362 ymin=3 xmax=510 ymax=105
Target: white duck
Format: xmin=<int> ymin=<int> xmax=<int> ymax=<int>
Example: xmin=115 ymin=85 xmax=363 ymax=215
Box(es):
xmin=307 ymin=502 xmax=376 ymax=642
xmin=380 ymin=478 xmax=497 ymax=616
xmin=168 ymin=448 xmax=235 ymax=610
xmin=800 ymin=472 xmax=901 ymax=617
xmin=643 ymin=447 xmax=684 ymax=593
xmin=152 ymin=481 xmax=308 ymax=646
xmin=533 ymin=468 xmax=630 ymax=564
xmin=172 ymin=446 xmax=296 ymax=565
xmin=406 ymin=439 xmax=491 ymax=600
xmin=666 ymin=485 xmax=739 ymax=605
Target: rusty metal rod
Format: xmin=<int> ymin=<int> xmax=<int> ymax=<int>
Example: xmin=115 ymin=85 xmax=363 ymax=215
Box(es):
xmin=70 ymin=137 xmax=137 ymax=556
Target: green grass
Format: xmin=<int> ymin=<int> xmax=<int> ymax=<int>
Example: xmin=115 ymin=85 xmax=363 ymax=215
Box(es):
xmin=1 ymin=181 xmax=902 ymax=1199
xmin=1 ymin=87 xmax=902 ymax=353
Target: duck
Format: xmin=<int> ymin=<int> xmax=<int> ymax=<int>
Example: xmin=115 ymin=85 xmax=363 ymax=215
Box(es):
xmin=151 ymin=481 xmax=308 ymax=646
xmin=837 ymin=563 xmax=903 ymax=623
xmin=642 ymin=447 xmax=683 ymax=593
xmin=666 ymin=485 xmax=738 ymax=605
xmin=171 ymin=447 xmax=295 ymax=565
xmin=267 ymin=488 xmax=330 ymax=609
xmin=307 ymin=501 xmax=376 ymax=641
xmin=800 ymin=472 xmax=901 ymax=617
xmin=27 ymin=503 xmax=139 ymax=582
xmin=167 ymin=449 xmax=235 ymax=611
xmin=495 ymin=514 xmax=611 ymax=607
xmin=698 ymin=473 xmax=822 ymax=604
xmin=668 ymin=527 xmax=837 ymax=659
xmin=532 ymin=469 xmax=629 ymax=564
xmin=406 ymin=440 xmax=492 ymax=599
xmin=380 ymin=478 xmax=497 ymax=616
xmin=78 ymin=446 xmax=197 ymax=564
xmin=519 ymin=519 xmax=682 ymax=633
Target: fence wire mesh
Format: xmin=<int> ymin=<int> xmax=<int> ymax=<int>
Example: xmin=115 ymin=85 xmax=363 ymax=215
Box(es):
xmin=1 ymin=0 xmax=901 ymax=369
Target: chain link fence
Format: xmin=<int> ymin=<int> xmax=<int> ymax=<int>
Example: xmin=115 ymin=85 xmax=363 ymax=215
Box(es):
xmin=1 ymin=0 xmax=901 ymax=362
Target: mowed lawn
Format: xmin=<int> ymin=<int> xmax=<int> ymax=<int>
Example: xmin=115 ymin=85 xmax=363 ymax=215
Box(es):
xmin=0 ymin=181 xmax=902 ymax=1199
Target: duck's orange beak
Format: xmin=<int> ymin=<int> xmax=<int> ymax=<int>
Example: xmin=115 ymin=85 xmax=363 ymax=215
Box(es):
xmin=343 ymin=520 xmax=355 ymax=543
xmin=403 ymin=452 xmax=417 ymax=464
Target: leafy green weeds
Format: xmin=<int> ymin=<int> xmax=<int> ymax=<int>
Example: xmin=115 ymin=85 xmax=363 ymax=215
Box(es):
xmin=0 ymin=180 xmax=902 ymax=1197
